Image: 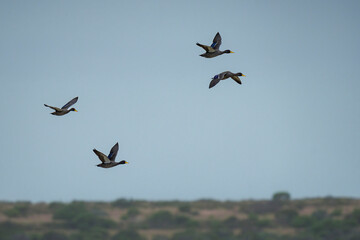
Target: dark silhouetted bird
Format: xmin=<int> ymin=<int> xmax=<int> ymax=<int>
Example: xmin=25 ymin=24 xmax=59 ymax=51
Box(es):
xmin=209 ymin=71 xmax=246 ymax=88
xmin=93 ymin=142 xmax=129 ymax=168
xmin=196 ymin=32 xmax=234 ymax=58
xmin=44 ymin=97 xmax=78 ymax=116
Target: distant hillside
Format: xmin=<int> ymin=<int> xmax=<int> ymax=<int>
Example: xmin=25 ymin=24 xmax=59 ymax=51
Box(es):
xmin=0 ymin=195 xmax=360 ymax=240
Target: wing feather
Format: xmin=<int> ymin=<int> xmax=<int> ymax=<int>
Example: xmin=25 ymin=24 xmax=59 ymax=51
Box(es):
xmin=231 ymin=76 xmax=242 ymax=85
xmin=93 ymin=149 xmax=110 ymax=163
xmin=211 ymin=32 xmax=222 ymax=50
xmin=108 ymin=142 xmax=119 ymax=162
xmin=44 ymin=104 xmax=61 ymax=112
xmin=196 ymin=43 xmax=215 ymax=53
xmin=209 ymin=78 xmax=221 ymax=88
xmin=62 ymin=97 xmax=78 ymax=109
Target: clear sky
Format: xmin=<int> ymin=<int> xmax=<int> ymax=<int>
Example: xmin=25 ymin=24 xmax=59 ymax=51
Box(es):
xmin=0 ymin=0 xmax=359 ymax=202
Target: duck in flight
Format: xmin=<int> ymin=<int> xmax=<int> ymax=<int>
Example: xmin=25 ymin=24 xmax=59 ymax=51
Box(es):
xmin=44 ymin=97 xmax=78 ymax=116
xmin=93 ymin=142 xmax=129 ymax=168
xmin=209 ymin=71 xmax=246 ymax=88
xmin=196 ymin=32 xmax=234 ymax=58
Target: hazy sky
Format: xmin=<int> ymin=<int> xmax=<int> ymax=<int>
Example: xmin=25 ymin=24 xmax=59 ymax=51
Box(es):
xmin=0 ymin=0 xmax=359 ymax=202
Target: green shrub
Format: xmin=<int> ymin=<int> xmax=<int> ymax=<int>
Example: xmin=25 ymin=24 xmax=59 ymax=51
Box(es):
xmin=53 ymin=202 xmax=116 ymax=230
xmin=4 ymin=208 xmax=22 ymax=218
xmin=223 ymin=216 xmax=239 ymax=229
xmin=346 ymin=208 xmax=360 ymax=224
xmin=48 ymin=202 xmax=65 ymax=210
xmin=330 ymin=208 xmax=342 ymax=217
xmin=111 ymin=229 xmax=144 ymax=240
xmin=89 ymin=207 xmax=107 ymax=217
xmin=71 ymin=212 xmax=116 ymax=230
xmin=6 ymin=233 xmax=31 ymax=240
xmin=272 ymin=192 xmax=291 ymax=201
xmin=111 ymin=198 xmax=137 ymax=208
xmin=206 ymin=228 xmax=236 ymax=240
xmin=171 ymin=230 xmax=206 ymax=240
xmin=4 ymin=203 xmax=31 ymax=218
xmin=152 ymin=235 xmax=170 ymax=240
xmin=145 ymin=210 xmax=197 ymax=229
xmin=147 ymin=210 xmax=173 ymax=228
xmin=275 ymin=209 xmax=298 ymax=224
xmin=291 ymin=215 xmax=314 ymax=228
xmin=310 ymin=219 xmax=350 ymax=239
xmin=70 ymin=228 xmax=109 ymax=240
xmin=0 ymin=222 xmax=28 ymax=239
xmin=193 ymin=199 xmax=221 ymax=209
xmin=240 ymin=232 xmax=284 ymax=240
xmin=311 ymin=210 xmax=327 ymax=220
xmin=122 ymin=207 xmax=140 ymax=220
xmin=41 ymin=231 xmax=69 ymax=240
xmin=240 ymin=201 xmax=282 ymax=214
xmin=178 ymin=204 xmax=191 ymax=213
xmin=53 ymin=202 xmax=87 ymax=221
xmin=238 ymin=213 xmax=271 ymax=232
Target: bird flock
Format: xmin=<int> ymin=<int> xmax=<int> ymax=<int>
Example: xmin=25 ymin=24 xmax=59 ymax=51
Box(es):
xmin=44 ymin=32 xmax=246 ymax=168
xmin=197 ymin=32 xmax=246 ymax=88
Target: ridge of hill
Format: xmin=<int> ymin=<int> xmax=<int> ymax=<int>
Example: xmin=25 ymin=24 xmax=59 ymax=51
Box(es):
xmin=1 ymin=196 xmax=360 ymax=240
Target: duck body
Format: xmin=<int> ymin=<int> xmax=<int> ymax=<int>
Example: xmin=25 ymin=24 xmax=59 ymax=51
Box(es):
xmin=44 ymin=97 xmax=78 ymax=116
xmin=97 ymin=162 xmax=123 ymax=168
xmin=209 ymin=71 xmax=246 ymax=88
xmin=196 ymin=32 xmax=234 ymax=58
xmin=198 ymin=48 xmax=233 ymax=58
xmin=93 ymin=143 xmax=129 ymax=169
xmin=45 ymin=105 xmax=77 ymax=116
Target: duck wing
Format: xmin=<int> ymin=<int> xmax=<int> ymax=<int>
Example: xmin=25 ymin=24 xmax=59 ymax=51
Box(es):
xmin=93 ymin=149 xmax=111 ymax=163
xmin=108 ymin=142 xmax=119 ymax=162
xmin=62 ymin=97 xmax=78 ymax=109
xmin=231 ymin=76 xmax=242 ymax=85
xmin=209 ymin=77 xmax=221 ymax=88
xmin=44 ymin=104 xmax=62 ymax=112
xmin=196 ymin=43 xmax=215 ymax=53
xmin=211 ymin=32 xmax=222 ymax=50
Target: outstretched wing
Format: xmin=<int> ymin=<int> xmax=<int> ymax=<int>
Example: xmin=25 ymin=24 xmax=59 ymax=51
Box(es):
xmin=108 ymin=142 xmax=119 ymax=162
xmin=211 ymin=32 xmax=222 ymax=50
xmin=93 ymin=149 xmax=110 ymax=163
xmin=44 ymin=104 xmax=61 ymax=112
xmin=62 ymin=97 xmax=78 ymax=109
xmin=231 ymin=76 xmax=242 ymax=85
xmin=196 ymin=43 xmax=215 ymax=53
xmin=209 ymin=77 xmax=221 ymax=89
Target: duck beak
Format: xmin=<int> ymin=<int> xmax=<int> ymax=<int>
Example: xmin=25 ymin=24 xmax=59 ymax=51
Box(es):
xmin=74 ymin=109 xmax=78 ymax=112
xmin=242 ymin=74 xmax=246 ymax=77
xmin=125 ymin=161 xmax=129 ymax=164
xmin=230 ymin=51 xmax=234 ymax=53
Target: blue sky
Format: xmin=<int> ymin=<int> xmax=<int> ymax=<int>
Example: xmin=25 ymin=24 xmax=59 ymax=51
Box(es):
xmin=0 ymin=0 xmax=359 ymax=202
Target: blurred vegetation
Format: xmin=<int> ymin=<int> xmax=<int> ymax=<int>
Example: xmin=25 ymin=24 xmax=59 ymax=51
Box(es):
xmin=53 ymin=201 xmax=116 ymax=230
xmin=121 ymin=207 xmax=141 ymax=220
xmin=4 ymin=202 xmax=31 ymax=218
xmin=0 ymin=194 xmax=360 ymax=240
xmin=144 ymin=210 xmax=198 ymax=229
xmin=272 ymin=192 xmax=291 ymax=201
xmin=111 ymin=229 xmax=145 ymax=240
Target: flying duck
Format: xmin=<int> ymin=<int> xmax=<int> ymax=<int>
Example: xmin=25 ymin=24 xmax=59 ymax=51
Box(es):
xmin=44 ymin=97 xmax=78 ymax=116
xmin=209 ymin=71 xmax=246 ymax=88
xmin=93 ymin=142 xmax=129 ymax=168
xmin=196 ymin=32 xmax=234 ymax=58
